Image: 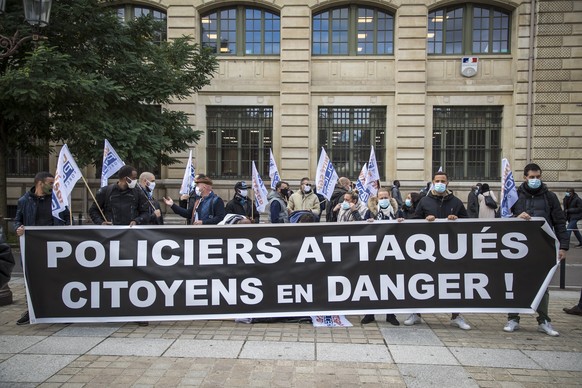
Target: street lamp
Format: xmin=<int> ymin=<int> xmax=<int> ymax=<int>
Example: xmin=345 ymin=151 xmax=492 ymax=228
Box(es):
xmin=0 ymin=0 xmax=53 ymax=59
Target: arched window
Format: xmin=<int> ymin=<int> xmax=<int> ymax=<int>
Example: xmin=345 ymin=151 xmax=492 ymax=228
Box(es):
xmin=116 ymin=4 xmax=167 ymax=43
xmin=428 ymin=4 xmax=510 ymax=55
xmin=201 ymin=7 xmax=280 ymax=55
xmin=313 ymin=5 xmax=394 ymax=56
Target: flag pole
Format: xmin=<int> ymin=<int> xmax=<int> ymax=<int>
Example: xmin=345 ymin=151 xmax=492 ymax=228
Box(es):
xmin=81 ymin=176 xmax=108 ymax=223
xmin=138 ymin=185 xmax=159 ymax=212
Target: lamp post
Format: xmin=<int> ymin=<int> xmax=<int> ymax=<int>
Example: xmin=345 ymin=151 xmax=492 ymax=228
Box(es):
xmin=0 ymin=0 xmax=53 ymax=60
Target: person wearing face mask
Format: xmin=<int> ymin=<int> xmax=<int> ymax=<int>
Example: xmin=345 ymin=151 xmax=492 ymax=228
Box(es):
xmin=13 ymin=172 xmax=70 ymax=325
xmin=400 ymin=192 xmax=419 ymax=219
xmin=361 ymin=187 xmax=400 ymax=326
xmin=287 ymin=177 xmax=321 ymax=217
xmin=90 ymin=165 xmax=149 ymax=227
xmin=225 ymin=181 xmax=259 ymax=223
xmin=163 ymin=174 xmax=225 ymax=225
xmin=267 ymin=181 xmax=290 ymax=223
xmin=404 ymin=171 xmax=471 ymax=331
xmin=503 ymin=163 xmax=568 ymax=337
xmin=562 ymin=188 xmax=582 ymax=248
xmin=467 ymin=183 xmax=482 ymax=218
xmin=334 ymin=191 xmax=365 ymax=222
xmin=326 ymin=177 xmax=352 ymax=222
xmin=138 ymin=172 xmax=164 ymax=225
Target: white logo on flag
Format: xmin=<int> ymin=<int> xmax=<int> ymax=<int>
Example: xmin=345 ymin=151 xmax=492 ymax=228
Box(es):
xmin=315 ymin=147 xmax=339 ymax=201
xmin=52 ymin=144 xmax=82 ymax=220
xmin=101 ymin=139 xmax=125 ymax=187
xmin=500 ymin=158 xmax=519 ymax=218
xmin=365 ymin=146 xmax=380 ymax=195
xmin=252 ymin=161 xmax=269 ymax=213
xmin=269 ymin=149 xmax=281 ymax=190
xmin=180 ymin=150 xmax=196 ymax=195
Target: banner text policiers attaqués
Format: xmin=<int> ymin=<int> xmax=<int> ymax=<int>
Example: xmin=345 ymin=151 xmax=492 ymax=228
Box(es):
xmin=22 ymin=218 xmax=559 ymax=324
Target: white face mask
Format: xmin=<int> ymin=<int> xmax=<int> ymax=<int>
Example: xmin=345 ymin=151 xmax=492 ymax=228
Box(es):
xmin=239 ymin=189 xmax=248 ymax=197
xmin=147 ymin=181 xmax=156 ymax=192
xmin=127 ymin=178 xmax=138 ymax=189
xmin=303 ymin=184 xmax=312 ymax=193
xmin=195 ymin=186 xmax=202 ymax=196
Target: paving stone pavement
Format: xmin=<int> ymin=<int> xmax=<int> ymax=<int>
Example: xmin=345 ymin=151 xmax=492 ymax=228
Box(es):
xmin=0 ymin=277 xmax=581 ymax=387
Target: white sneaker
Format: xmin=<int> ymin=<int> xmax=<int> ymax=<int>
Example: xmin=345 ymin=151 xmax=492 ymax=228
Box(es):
xmin=538 ymin=321 xmax=559 ymax=337
xmin=503 ymin=319 xmax=520 ymax=332
xmin=404 ymin=313 xmax=421 ymax=326
xmin=451 ymin=315 xmax=471 ymax=330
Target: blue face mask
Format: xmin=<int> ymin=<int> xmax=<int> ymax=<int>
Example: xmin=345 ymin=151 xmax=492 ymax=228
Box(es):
xmin=405 ymin=199 xmax=412 ymax=207
xmin=434 ymin=183 xmax=446 ymax=193
xmin=565 ymin=192 xmax=570 ymax=197
xmin=341 ymin=201 xmax=350 ymax=210
xmin=378 ymin=199 xmax=390 ymax=209
xmin=527 ymin=178 xmax=541 ymax=189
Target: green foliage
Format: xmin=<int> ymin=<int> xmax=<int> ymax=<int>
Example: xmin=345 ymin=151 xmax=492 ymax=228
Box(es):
xmin=0 ymin=0 xmax=218 ymax=169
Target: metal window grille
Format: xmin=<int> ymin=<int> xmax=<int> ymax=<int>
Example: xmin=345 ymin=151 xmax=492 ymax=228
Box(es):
xmin=206 ymin=106 xmax=273 ymax=178
xmin=318 ymin=107 xmax=386 ymax=180
xmin=432 ymin=106 xmax=502 ymax=180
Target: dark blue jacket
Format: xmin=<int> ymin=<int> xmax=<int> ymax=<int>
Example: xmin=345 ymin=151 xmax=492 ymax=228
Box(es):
xmin=171 ymin=191 xmax=225 ymax=225
xmin=513 ymin=182 xmax=568 ymax=250
xmin=13 ymin=188 xmax=70 ymax=231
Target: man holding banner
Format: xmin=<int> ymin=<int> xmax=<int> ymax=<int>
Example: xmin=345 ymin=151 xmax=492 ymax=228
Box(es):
xmin=503 ymin=163 xmax=568 ymax=337
xmin=14 ymin=172 xmax=70 ymax=325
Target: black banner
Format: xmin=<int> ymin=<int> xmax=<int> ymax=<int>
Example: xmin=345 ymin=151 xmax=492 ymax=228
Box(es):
xmin=22 ymin=218 xmax=559 ymax=323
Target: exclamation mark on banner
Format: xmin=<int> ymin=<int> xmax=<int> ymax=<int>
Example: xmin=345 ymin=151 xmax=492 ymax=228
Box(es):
xmin=505 ymin=273 xmax=514 ymax=299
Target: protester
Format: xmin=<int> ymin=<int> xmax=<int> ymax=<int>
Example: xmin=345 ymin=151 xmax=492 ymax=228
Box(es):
xmin=391 ymin=180 xmax=403 ymax=211
xmin=467 ymin=183 xmax=482 ymax=218
xmin=14 ymin=172 xmax=70 ymax=325
xmin=163 ymin=173 xmax=225 ymax=225
xmin=0 ymin=226 xmax=14 ymax=289
xmin=404 ymin=170 xmax=471 ymax=330
xmin=503 ymin=163 xmax=568 ymax=336
xmin=326 ymin=177 xmax=352 ymax=222
xmin=138 ymin=171 xmax=164 ymax=225
xmin=400 ymin=192 xmax=419 ymax=219
xmin=267 ymin=181 xmax=290 ymax=223
xmin=361 ymin=187 xmax=400 ymax=326
xmin=89 ymin=165 xmax=150 ymax=226
xmin=478 ymin=183 xmax=497 ymax=219
xmin=287 ymin=177 xmax=320 ymax=217
xmin=225 ymin=181 xmax=259 ymax=223
xmin=563 ymin=289 xmax=582 ymax=316
xmin=563 ymin=188 xmax=582 ymax=248
xmin=334 ymin=190 xmax=366 ymax=222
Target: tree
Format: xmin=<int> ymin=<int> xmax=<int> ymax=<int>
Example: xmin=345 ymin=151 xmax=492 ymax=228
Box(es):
xmin=0 ymin=0 xmax=218 ymax=219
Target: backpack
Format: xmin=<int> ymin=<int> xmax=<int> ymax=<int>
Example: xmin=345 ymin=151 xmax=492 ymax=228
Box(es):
xmin=485 ymin=195 xmax=498 ymax=209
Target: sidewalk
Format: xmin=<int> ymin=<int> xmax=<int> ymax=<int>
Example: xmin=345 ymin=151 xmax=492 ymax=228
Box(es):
xmin=1 ymin=276 xmax=581 ymax=387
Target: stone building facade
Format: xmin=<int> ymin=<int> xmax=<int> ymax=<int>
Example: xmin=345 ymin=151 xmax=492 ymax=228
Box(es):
xmin=6 ymin=0 xmax=582 ymax=217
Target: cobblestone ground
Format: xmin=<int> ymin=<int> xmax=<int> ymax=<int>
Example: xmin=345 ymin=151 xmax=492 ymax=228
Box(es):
xmin=1 ymin=278 xmax=581 ymax=387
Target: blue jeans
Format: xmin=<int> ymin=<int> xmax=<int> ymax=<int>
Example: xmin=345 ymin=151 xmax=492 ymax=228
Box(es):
xmin=567 ymin=219 xmax=582 ymax=244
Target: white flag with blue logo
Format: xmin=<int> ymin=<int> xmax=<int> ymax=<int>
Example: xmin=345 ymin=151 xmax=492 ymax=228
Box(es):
xmin=315 ymin=147 xmax=339 ymax=200
xmin=251 ymin=161 xmax=269 ymax=212
xmin=500 ymin=158 xmax=519 ymax=218
xmin=179 ymin=150 xmax=196 ymax=195
xmin=52 ymin=144 xmax=82 ymax=220
xmin=356 ymin=163 xmax=372 ymax=204
xmin=100 ymin=139 xmax=125 ymax=187
xmin=269 ymin=148 xmax=281 ymax=190
xmin=365 ymin=146 xmax=380 ymax=195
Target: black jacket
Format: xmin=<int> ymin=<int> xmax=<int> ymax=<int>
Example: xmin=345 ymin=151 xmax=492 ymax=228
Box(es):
xmin=89 ymin=184 xmax=150 ymax=225
xmin=513 ymin=182 xmax=568 ymax=250
xmin=414 ymin=190 xmax=468 ymax=219
xmin=563 ymin=192 xmax=582 ymax=222
xmin=467 ymin=191 xmax=479 ymax=218
xmin=225 ymin=195 xmax=259 ymax=223
xmin=326 ymin=185 xmax=349 ymax=222
xmin=0 ymin=227 xmax=14 ymax=288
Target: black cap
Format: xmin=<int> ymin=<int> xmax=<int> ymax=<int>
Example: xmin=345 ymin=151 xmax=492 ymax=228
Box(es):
xmin=235 ymin=181 xmax=248 ymax=191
